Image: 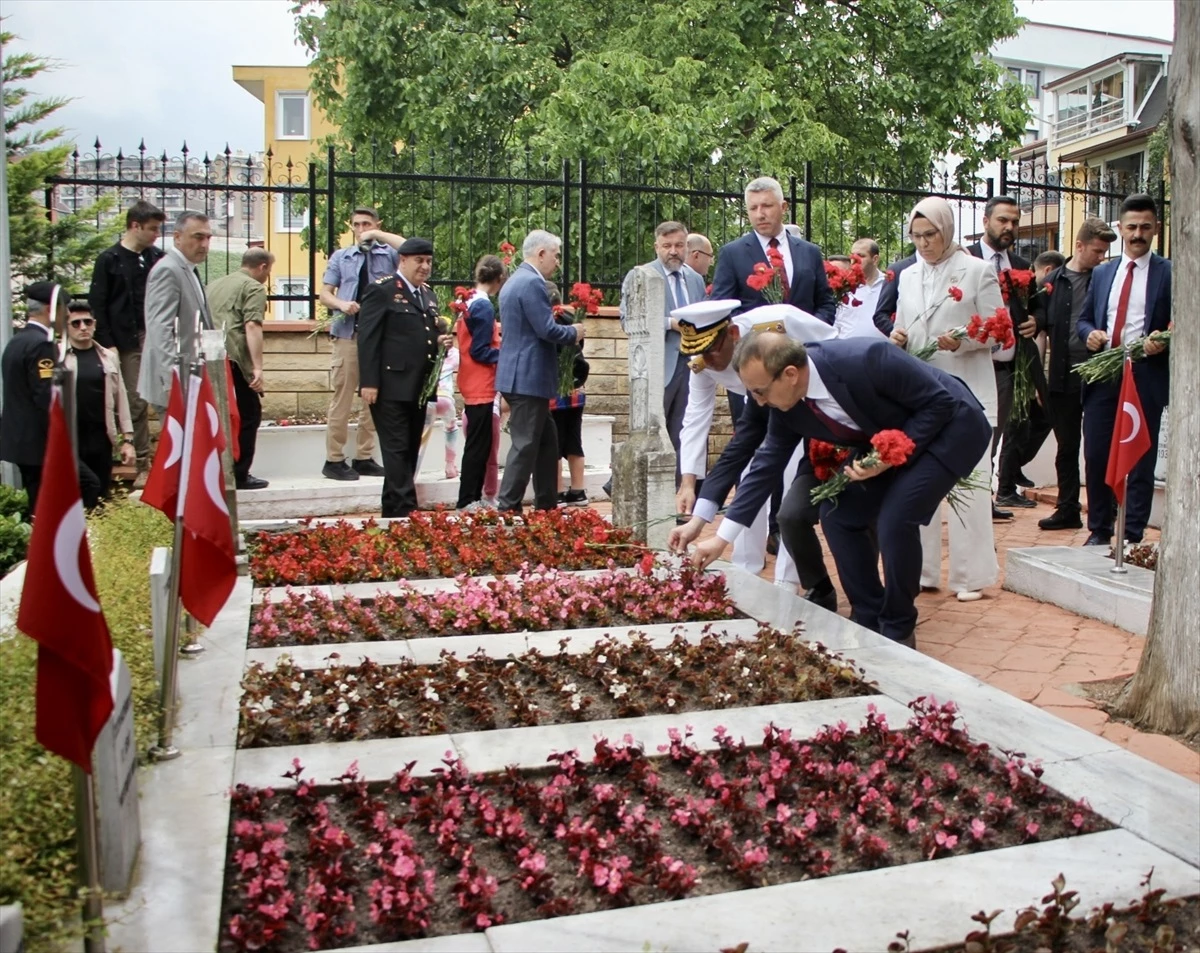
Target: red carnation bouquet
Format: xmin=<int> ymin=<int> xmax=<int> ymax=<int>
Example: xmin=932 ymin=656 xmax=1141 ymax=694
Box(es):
xmin=996 ymin=269 xmax=1049 ymax=425
xmin=498 ymin=240 xmax=517 ymax=272
xmin=911 ymin=305 xmax=1015 ymax=362
xmin=810 ymin=429 xmax=916 ymax=505
xmin=555 ymin=282 xmax=601 ymax=396
xmin=808 ymin=439 xmax=853 ymax=483
xmin=824 ymin=257 xmax=868 ymax=305
xmin=745 ymin=244 xmax=786 ymax=302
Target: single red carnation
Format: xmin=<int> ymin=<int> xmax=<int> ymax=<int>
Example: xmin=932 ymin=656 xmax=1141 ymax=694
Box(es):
xmin=886 ymin=270 xmax=896 ymax=282
xmin=1043 ymin=282 xmax=1054 ymax=295
xmin=948 ymin=286 xmax=963 ymax=302
xmin=870 ymin=429 xmax=916 ymax=467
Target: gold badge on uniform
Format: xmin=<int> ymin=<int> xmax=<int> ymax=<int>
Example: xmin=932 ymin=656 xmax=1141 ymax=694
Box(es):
xmin=37 ymin=358 xmax=54 ymax=379
xmin=688 ymin=356 xmax=707 ymax=373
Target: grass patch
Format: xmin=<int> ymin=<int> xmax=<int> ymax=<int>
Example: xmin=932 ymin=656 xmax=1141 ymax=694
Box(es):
xmin=0 ymin=495 xmax=172 ymax=952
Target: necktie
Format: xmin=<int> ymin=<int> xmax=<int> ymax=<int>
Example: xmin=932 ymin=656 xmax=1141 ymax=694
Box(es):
xmin=1109 ymin=260 xmax=1137 ymax=349
xmin=670 ymin=270 xmax=688 ymax=309
xmin=804 ymin=398 xmax=863 ymax=443
xmin=193 ymin=268 xmax=212 ymax=329
xmin=355 ymin=252 xmax=372 ymax=305
xmin=769 ymin=237 xmax=790 ymax=297
xmin=992 ymin=252 xmax=1004 ymax=275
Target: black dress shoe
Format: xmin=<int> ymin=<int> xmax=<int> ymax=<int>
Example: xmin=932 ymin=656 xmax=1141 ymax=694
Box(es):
xmin=1014 ymin=471 xmax=1034 ymax=488
xmin=995 ymin=493 xmax=1036 ymax=508
xmin=322 ymin=460 xmax=360 ymax=481
xmin=765 ymin=532 xmax=779 ymax=556
xmin=1083 ymin=532 xmax=1112 ymax=547
xmin=236 ymin=475 xmax=269 ymax=490
xmin=803 ymin=583 xmax=837 ymax=613
xmin=992 ymin=506 xmax=1013 ymax=521
xmin=352 ymin=458 xmax=386 ymax=477
xmin=1038 ymin=508 xmax=1083 ymax=530
xmin=892 ymin=631 xmax=916 ymax=650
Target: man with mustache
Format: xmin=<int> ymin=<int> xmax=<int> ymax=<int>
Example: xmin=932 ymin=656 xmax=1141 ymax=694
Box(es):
xmin=1076 ymin=193 xmax=1171 ymax=548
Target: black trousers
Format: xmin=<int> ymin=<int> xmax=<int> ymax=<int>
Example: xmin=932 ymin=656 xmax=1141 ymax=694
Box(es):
xmin=231 ymin=363 xmax=262 ymax=484
xmin=991 ymin=363 xmax=1013 ymax=468
xmin=726 ymin=390 xmax=781 ymax=531
xmin=79 ymin=432 xmax=113 ymax=510
xmin=997 ymin=397 xmax=1052 ymax=497
xmin=17 ymin=464 xmax=42 ymax=516
xmin=497 ymin=393 xmax=559 ymax=511
xmin=457 ymin=402 xmax=495 ymax=508
xmin=776 ymin=469 xmax=832 ymax=591
xmin=1045 ymin=384 xmax=1083 ymax=512
xmin=370 ymin=398 xmax=426 ymax=517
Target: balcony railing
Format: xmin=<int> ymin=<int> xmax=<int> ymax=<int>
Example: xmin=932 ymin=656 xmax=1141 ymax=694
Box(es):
xmin=1053 ymin=99 xmax=1127 ymax=148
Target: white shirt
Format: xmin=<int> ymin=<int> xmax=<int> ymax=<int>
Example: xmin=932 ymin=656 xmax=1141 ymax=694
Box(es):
xmin=834 ymin=271 xmax=887 ymax=339
xmin=803 ymin=360 xmax=862 ymax=433
xmin=978 ymin=237 xmax=1011 ymax=273
xmin=755 ymin=229 xmax=794 ymax=287
xmin=664 ymin=267 xmax=690 ymax=311
xmin=1105 ymin=253 xmax=1151 ymax=348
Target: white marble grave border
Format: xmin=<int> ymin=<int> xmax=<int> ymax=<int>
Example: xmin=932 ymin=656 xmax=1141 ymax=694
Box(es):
xmin=106 ymin=559 xmax=1200 ymax=953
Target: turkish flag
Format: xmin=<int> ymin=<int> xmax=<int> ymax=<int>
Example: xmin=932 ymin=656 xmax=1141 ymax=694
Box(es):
xmin=1105 ymin=357 xmax=1152 ymax=506
xmin=141 ymin=368 xmax=186 ymax=521
xmin=17 ymin=388 xmax=114 ymax=772
xmin=224 ymin=359 xmax=241 ymax=462
xmin=179 ymin=368 xmax=237 ymax=626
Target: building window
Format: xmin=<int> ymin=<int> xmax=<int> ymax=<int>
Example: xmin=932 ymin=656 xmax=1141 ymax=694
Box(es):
xmin=276 ymin=92 xmax=310 ymax=140
xmin=275 ymin=278 xmax=311 ymax=320
xmin=274 ymin=193 xmax=308 ymax=233
xmin=1133 ymin=62 xmax=1161 ymax=111
xmin=1024 ymin=70 xmax=1041 ymax=97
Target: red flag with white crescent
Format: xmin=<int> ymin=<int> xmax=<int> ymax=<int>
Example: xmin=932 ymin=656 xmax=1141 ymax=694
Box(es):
xmin=17 ymin=388 xmax=114 ymax=772
xmin=179 ymin=367 xmax=237 ymax=626
xmin=1105 ymin=357 xmax=1152 ymax=506
xmin=140 ymin=367 xmax=186 ymax=521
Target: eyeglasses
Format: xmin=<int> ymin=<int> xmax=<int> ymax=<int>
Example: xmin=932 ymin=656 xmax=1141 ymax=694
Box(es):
xmin=69 ymin=318 xmax=95 ymax=328
xmin=909 ymin=229 xmax=941 ymax=243
xmin=693 ymin=250 xmax=714 ymax=260
xmin=747 ymin=368 xmax=783 ymax=400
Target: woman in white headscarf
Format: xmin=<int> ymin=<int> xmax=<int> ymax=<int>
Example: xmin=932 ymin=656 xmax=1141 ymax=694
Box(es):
xmin=890 ymin=196 xmax=1006 ymax=603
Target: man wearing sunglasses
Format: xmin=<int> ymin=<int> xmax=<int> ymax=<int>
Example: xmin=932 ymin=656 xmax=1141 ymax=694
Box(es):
xmin=61 ymin=302 xmax=135 ymax=508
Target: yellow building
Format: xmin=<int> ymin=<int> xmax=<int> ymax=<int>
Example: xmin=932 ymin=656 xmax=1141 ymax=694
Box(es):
xmin=233 ymin=65 xmax=336 ymax=320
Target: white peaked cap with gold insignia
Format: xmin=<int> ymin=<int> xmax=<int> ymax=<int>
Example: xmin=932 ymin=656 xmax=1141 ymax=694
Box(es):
xmin=734 ymin=303 xmax=837 ymax=344
xmin=673 ymin=299 xmax=742 ymax=356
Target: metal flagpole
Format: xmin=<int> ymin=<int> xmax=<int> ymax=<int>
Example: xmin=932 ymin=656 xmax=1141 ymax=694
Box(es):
xmin=1110 ymin=482 xmax=1128 ymax=574
xmin=53 ymin=365 xmax=107 ymax=951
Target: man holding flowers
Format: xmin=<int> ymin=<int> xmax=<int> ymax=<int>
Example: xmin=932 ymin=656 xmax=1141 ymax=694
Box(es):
xmin=671 ymin=332 xmax=991 ymax=649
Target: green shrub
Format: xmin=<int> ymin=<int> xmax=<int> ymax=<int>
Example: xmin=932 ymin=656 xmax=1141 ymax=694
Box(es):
xmin=0 ymin=486 xmax=31 ymax=575
xmin=0 ymin=495 xmax=171 ymax=952
xmin=0 ymin=484 xmax=27 ymax=519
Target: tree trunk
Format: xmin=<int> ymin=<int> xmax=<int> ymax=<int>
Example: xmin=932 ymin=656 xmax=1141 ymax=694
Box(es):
xmin=1117 ymin=0 xmax=1200 ymax=738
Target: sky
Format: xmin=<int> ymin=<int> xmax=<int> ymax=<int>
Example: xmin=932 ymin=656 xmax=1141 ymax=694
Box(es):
xmin=0 ymin=0 xmax=1178 ymax=159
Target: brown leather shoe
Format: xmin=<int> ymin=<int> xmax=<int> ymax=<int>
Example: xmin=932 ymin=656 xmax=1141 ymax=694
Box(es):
xmin=133 ymin=469 xmax=149 ymax=490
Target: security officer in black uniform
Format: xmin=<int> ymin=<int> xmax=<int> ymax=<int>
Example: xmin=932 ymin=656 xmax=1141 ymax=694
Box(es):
xmin=1 ymin=282 xmax=69 ymax=515
xmin=357 ymin=237 xmax=450 ymax=518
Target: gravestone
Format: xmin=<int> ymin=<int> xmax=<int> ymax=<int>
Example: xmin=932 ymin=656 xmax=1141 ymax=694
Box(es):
xmin=611 ymin=265 xmax=677 ymax=552
xmin=94 ymin=648 xmax=141 ymax=895
xmin=0 ymin=903 xmax=21 ymax=953
xmin=1154 ymin=406 xmax=1168 ymax=483
xmin=149 ymin=546 xmax=171 ymax=687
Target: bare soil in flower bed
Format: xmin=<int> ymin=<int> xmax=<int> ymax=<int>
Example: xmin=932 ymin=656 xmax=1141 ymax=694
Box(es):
xmin=248 ymin=509 xmax=643 ymax=586
xmin=221 ymin=701 xmax=1110 ymax=951
xmin=250 ymin=567 xmax=737 ymax=648
xmin=239 ymin=627 xmax=870 ymax=747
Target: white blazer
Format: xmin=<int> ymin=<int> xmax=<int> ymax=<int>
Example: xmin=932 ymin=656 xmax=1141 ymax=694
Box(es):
xmin=896 ymin=252 xmax=1005 ymax=425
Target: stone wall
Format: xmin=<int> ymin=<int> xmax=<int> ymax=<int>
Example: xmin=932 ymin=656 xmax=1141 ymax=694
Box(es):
xmin=260 ymin=308 xmax=737 ymax=466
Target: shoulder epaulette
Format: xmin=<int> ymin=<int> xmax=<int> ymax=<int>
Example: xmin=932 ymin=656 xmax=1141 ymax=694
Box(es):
xmin=376 ymin=274 xmax=392 ymax=284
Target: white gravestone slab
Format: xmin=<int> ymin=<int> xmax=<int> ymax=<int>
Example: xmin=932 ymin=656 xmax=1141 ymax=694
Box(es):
xmin=149 ymin=546 xmax=171 ymax=687
xmin=1154 ymin=406 xmax=1168 ymax=484
xmin=94 ymin=648 xmax=141 ymax=895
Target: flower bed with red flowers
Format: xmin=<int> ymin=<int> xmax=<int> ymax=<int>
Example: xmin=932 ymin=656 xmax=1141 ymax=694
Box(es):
xmin=250 ymin=567 xmax=737 ymax=648
xmin=248 ymin=509 xmax=644 ymax=587
xmin=221 ymin=700 xmax=1109 ymax=951
xmin=238 ymin=627 xmax=869 ymax=747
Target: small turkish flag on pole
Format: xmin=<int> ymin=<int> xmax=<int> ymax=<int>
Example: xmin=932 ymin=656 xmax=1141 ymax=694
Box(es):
xmin=179 ymin=367 xmax=237 ymax=626
xmin=1105 ymin=357 xmax=1152 ymax=506
xmin=17 ymin=387 xmax=114 ymax=771
xmin=140 ymin=367 xmax=187 ymax=521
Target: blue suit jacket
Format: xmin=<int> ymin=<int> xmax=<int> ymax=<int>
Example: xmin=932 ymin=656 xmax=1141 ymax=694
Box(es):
xmin=495 ymin=262 xmax=578 ymax=400
xmin=723 ymin=338 xmax=990 ymax=527
xmin=709 ymin=232 xmax=837 ymax=323
xmin=1076 ymin=253 xmax=1171 ymax=406
xmin=619 ymin=259 xmax=707 ymax=381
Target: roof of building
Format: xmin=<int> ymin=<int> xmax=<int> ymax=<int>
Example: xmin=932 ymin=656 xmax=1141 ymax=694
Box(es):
xmin=1022 ymin=21 xmax=1173 ymax=48
xmin=1045 ymin=52 xmax=1167 ymax=91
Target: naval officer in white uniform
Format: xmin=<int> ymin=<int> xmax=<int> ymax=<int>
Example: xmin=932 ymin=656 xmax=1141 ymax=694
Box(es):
xmin=674 ymin=299 xmax=836 ymax=587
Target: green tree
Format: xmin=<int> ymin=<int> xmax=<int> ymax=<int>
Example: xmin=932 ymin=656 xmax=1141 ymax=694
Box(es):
xmin=3 ymin=29 xmax=117 ymax=294
xmin=295 ymin=0 xmax=1031 ymax=183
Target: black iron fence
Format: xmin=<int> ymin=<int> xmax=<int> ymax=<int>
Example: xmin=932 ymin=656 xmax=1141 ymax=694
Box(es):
xmin=46 ymin=141 xmax=1170 ymax=317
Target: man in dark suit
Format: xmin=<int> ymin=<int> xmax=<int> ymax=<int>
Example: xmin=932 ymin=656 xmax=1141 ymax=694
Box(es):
xmin=357 ymin=237 xmax=447 ymax=518
xmin=871 ymin=253 xmax=916 ymax=334
xmin=1 ymin=282 xmax=68 ymax=514
xmin=966 ymin=196 xmax=1036 ymax=521
xmin=494 ymin=230 xmax=585 ymax=512
xmin=673 ymin=333 xmax=990 ymax=648
xmin=1076 ymin=193 xmax=1171 ymax=547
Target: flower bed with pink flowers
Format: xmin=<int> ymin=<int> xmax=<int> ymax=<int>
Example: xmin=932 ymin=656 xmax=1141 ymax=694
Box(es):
xmin=238 ymin=627 xmax=869 ymax=747
xmin=248 ymin=509 xmax=644 ymax=587
xmin=249 ymin=566 xmax=736 ymax=647
xmin=221 ymin=701 xmax=1109 ymax=951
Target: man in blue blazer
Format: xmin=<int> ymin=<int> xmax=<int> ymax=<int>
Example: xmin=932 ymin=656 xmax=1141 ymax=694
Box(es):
xmin=1076 ymin=193 xmax=1171 ymax=546
xmin=709 ymin=177 xmax=838 ymax=323
xmin=495 ymin=230 xmax=585 ymax=512
xmin=672 ymin=333 xmax=990 ymax=647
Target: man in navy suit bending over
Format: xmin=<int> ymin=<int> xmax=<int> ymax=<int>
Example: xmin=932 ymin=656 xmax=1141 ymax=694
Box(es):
xmin=1076 ymin=193 xmax=1172 ymax=547
xmin=670 ymin=332 xmax=991 ymax=648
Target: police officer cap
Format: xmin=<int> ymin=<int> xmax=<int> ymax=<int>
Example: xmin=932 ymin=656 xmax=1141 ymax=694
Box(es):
xmin=26 ymin=281 xmax=71 ymax=307
xmin=673 ymin=299 xmax=740 ymax=355
xmin=397 ymin=237 xmax=434 ymax=256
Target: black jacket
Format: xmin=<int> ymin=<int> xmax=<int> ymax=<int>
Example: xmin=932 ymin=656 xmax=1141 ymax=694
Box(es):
xmin=0 ymin=325 xmax=57 ymax=466
xmin=1035 ymin=262 xmax=1088 ymax=394
xmin=88 ymin=241 xmax=165 ymax=352
xmin=357 ymin=276 xmax=442 ymax=402
xmin=872 ymin=253 xmax=917 ymax=334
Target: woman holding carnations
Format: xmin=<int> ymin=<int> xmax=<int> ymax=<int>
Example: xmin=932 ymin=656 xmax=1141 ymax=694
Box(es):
xmin=889 ymin=197 xmax=1004 ymax=602
xmin=455 ymin=255 xmax=506 ymax=510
